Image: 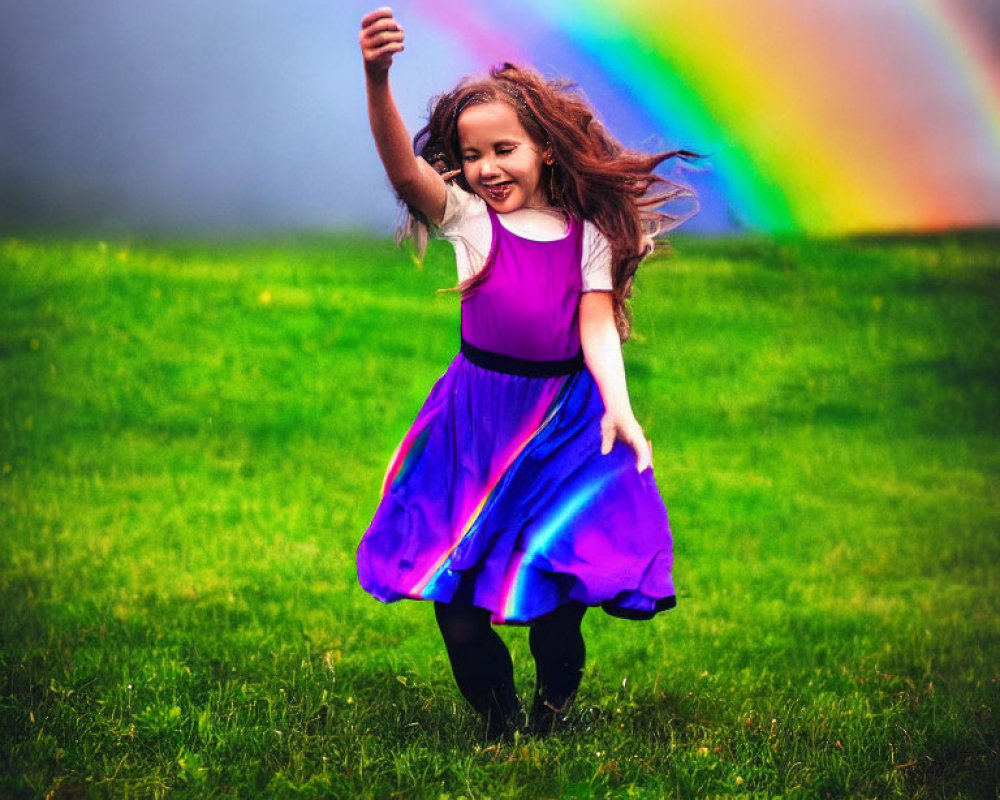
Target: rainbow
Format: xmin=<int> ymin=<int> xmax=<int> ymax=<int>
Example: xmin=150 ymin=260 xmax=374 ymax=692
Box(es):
xmin=411 ymin=0 xmax=1000 ymax=234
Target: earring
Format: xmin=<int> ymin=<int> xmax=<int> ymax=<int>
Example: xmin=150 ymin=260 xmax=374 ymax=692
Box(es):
xmin=548 ymin=163 xmax=563 ymax=205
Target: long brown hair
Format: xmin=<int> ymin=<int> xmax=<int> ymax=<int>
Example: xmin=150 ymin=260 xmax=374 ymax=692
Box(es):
xmin=409 ymin=63 xmax=698 ymax=339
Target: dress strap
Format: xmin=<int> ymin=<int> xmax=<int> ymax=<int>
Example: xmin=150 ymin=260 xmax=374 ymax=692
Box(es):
xmin=460 ymin=338 xmax=584 ymax=377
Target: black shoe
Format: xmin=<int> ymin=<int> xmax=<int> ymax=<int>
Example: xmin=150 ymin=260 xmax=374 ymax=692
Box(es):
xmin=483 ymin=704 xmax=525 ymax=743
xmin=529 ymin=691 xmax=574 ymax=736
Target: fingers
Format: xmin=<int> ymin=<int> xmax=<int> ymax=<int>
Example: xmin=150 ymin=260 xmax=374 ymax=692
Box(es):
xmin=363 ymin=17 xmax=403 ymax=39
xmin=600 ymin=424 xmax=615 ymax=456
xmin=360 ymin=8 xmax=404 ymax=67
xmin=618 ymin=423 xmax=651 ymax=472
xmin=634 ymin=437 xmax=652 ymax=473
xmin=358 ymin=8 xmax=404 ymax=75
xmin=360 ymin=7 xmax=396 ymax=28
xmin=361 ymin=22 xmax=404 ymax=48
xmin=600 ymin=415 xmax=653 ymax=473
xmin=364 ymin=39 xmax=404 ymax=61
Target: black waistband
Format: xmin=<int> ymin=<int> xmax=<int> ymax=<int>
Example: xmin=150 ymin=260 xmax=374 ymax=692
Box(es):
xmin=460 ymin=338 xmax=584 ymax=377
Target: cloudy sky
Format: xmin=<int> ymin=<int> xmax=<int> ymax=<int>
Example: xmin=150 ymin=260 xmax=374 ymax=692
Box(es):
xmin=2 ymin=0 xmax=998 ymax=235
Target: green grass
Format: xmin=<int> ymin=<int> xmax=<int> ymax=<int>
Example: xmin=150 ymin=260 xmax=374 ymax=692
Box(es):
xmin=1 ymin=232 xmax=998 ymax=799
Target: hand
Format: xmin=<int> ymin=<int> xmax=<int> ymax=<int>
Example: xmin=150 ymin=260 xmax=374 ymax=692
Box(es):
xmin=360 ymin=7 xmax=405 ymax=78
xmin=600 ymin=410 xmax=653 ymax=473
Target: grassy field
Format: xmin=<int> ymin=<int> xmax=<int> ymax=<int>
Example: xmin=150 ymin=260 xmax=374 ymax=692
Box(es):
xmin=1 ymin=232 xmax=998 ymax=799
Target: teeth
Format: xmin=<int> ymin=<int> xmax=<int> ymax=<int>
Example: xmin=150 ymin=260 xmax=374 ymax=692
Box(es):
xmin=483 ymin=182 xmax=512 ymax=201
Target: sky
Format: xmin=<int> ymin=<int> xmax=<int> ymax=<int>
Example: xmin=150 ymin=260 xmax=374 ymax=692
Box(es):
xmin=1 ymin=0 xmax=998 ymax=236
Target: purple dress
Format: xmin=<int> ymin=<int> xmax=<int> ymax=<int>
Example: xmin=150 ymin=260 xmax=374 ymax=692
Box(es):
xmin=357 ymin=206 xmax=675 ymax=624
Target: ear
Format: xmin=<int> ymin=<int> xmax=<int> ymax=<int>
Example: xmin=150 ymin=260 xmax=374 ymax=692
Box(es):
xmin=542 ymin=143 xmax=555 ymax=166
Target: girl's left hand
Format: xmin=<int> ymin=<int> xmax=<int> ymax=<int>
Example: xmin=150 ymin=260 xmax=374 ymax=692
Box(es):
xmin=600 ymin=410 xmax=652 ymax=473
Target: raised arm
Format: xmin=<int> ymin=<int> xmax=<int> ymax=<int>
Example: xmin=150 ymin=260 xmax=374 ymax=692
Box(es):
xmin=579 ymin=291 xmax=652 ymax=472
xmin=360 ymin=8 xmax=447 ymax=225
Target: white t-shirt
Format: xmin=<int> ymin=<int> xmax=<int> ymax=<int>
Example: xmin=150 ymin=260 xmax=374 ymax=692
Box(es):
xmin=437 ymin=184 xmax=614 ymax=292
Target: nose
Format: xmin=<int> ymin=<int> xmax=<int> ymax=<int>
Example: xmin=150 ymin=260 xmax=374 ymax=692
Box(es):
xmin=480 ymin=155 xmax=500 ymax=178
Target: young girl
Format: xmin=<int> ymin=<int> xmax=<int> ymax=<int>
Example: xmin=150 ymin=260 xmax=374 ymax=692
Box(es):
xmin=356 ymin=7 xmax=693 ymax=740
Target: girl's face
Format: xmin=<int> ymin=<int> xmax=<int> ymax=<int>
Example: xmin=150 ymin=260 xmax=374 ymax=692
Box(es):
xmin=457 ymin=101 xmax=551 ymax=213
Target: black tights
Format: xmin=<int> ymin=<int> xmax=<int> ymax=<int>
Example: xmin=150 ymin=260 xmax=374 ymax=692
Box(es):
xmin=434 ymin=601 xmax=587 ymax=730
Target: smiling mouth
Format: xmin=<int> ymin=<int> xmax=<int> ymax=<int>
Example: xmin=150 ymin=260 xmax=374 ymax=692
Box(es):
xmin=482 ymin=182 xmax=513 ymax=200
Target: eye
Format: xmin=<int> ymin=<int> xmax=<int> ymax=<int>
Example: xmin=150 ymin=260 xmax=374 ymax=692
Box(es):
xmin=462 ymin=153 xmax=479 ymax=163
xmin=497 ymin=146 xmax=515 ymax=156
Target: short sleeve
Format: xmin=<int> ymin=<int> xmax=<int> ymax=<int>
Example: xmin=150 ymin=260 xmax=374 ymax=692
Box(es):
xmin=581 ymin=222 xmax=613 ymax=292
xmin=437 ymin=183 xmax=492 ymax=283
xmin=439 ymin=183 xmax=482 ymax=235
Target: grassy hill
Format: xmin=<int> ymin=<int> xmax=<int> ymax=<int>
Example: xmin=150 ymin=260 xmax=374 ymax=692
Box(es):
xmin=1 ymin=232 xmax=998 ymax=799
